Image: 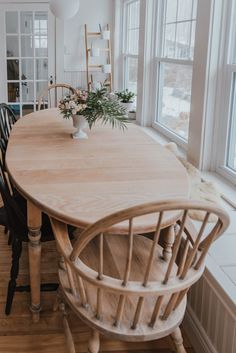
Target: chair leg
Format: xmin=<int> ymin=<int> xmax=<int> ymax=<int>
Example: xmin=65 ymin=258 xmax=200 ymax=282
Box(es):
xmin=5 ymin=237 xmax=22 ymax=315
xmin=170 ymin=327 xmax=187 ymax=353
xmin=88 ymin=330 xmax=100 ymax=353
xmin=59 ymin=302 xmax=75 ymax=353
xmin=53 ymin=289 xmax=62 ymax=312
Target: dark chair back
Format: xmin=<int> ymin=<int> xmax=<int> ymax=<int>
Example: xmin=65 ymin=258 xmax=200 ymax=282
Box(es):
xmin=0 ymin=161 xmax=27 ymax=237
xmin=0 ymin=103 xmax=17 ymax=158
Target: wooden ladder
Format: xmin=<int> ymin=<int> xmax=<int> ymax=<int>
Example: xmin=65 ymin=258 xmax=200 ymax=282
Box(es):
xmin=84 ymin=24 xmax=113 ymax=92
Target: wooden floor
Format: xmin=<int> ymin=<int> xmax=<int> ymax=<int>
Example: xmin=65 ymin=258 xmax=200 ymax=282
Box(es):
xmin=0 ymin=226 xmax=196 ymax=353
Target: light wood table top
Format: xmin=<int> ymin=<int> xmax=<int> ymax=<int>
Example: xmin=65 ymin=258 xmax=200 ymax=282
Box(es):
xmin=6 ymin=108 xmax=190 ymax=233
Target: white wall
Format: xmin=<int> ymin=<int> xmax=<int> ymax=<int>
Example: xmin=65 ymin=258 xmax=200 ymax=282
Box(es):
xmin=59 ymin=0 xmax=114 ymax=89
xmin=0 ymin=0 xmax=115 ymax=89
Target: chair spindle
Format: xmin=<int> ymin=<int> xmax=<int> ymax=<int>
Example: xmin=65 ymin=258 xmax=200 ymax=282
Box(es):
xmin=143 ymin=212 xmax=163 ymax=286
xmin=180 ymin=212 xmax=210 ymax=279
xmin=163 ymin=210 xmax=188 ymax=284
xmin=123 ymin=218 xmax=134 ymax=286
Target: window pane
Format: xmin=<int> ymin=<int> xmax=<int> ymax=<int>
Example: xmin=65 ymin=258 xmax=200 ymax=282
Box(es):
xmin=21 ymin=35 xmax=33 ymax=57
xmin=6 ymin=12 xmax=18 ymax=34
xmin=128 ymin=1 xmax=140 ymax=29
xmin=128 ymin=29 xmax=139 ymax=55
xmin=21 ymin=59 xmax=34 ymax=80
xmin=36 ymin=81 xmax=48 ymax=99
xmin=227 ymin=74 xmax=236 ymax=171
xmin=34 ymin=12 xmax=48 ymax=35
xmin=162 ymin=0 xmax=197 ymax=60
xmin=178 ymin=0 xmax=193 ymax=21
xmin=166 ymin=0 xmax=177 ymax=23
xmin=125 ymin=0 xmax=140 ymax=54
xmin=176 ymin=22 xmax=191 ymax=59
xmin=21 ymin=82 xmax=34 ymax=102
xmin=7 ymin=59 xmax=19 ymax=80
xmin=21 ymin=12 xmax=33 ymax=34
xmin=8 ymin=83 xmax=20 ymax=102
xmin=164 ymin=24 xmax=176 ymax=58
xmin=36 ymin=58 xmax=48 ymax=80
xmin=157 ymin=63 xmax=192 ymax=140
xmin=6 ymin=36 xmax=19 ymax=57
xmin=35 ymin=36 xmax=48 ymax=57
xmin=126 ymin=57 xmax=138 ymax=94
xmin=192 ymin=0 xmax=198 ymax=19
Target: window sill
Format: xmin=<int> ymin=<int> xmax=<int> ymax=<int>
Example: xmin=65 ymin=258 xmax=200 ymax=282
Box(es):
xmin=142 ymin=126 xmax=236 ymax=309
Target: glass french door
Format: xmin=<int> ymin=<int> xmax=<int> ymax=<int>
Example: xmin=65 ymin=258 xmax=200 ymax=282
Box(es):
xmin=0 ymin=3 xmax=55 ymax=117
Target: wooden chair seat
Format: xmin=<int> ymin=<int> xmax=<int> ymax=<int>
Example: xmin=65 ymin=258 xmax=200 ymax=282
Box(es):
xmin=59 ymin=233 xmax=186 ymax=341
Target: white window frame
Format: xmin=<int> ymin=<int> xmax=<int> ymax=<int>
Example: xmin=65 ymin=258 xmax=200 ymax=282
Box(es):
xmin=118 ymin=0 xmax=224 ymax=174
xmin=152 ymin=0 xmax=197 ymax=150
xmin=122 ymin=0 xmax=140 ymax=92
xmin=214 ymin=0 xmax=236 ymax=185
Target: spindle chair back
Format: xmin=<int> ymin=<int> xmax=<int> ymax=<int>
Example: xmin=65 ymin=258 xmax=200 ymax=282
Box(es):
xmin=37 ymin=84 xmax=76 ymax=110
xmin=50 ymin=200 xmax=229 ymax=353
xmin=0 ymin=103 xmax=17 ymax=162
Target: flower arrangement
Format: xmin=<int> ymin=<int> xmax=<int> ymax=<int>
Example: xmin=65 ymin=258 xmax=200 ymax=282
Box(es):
xmin=116 ymin=89 xmax=135 ymax=103
xmin=59 ymin=88 xmax=128 ymax=130
xmin=58 ymin=90 xmax=88 ymax=118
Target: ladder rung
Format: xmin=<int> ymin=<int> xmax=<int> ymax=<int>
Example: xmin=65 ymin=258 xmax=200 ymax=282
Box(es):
xmin=88 ymin=64 xmax=103 ymax=68
xmin=87 ymin=32 xmax=101 ymax=36
xmin=87 ymin=48 xmax=110 ymax=52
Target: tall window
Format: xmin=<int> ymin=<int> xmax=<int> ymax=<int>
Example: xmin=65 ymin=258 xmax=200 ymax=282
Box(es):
xmin=224 ymin=1 xmax=236 ymax=174
xmin=123 ymin=0 xmax=140 ymax=94
xmin=154 ymin=0 xmax=197 ymax=142
xmin=216 ymin=0 xmax=236 ymax=182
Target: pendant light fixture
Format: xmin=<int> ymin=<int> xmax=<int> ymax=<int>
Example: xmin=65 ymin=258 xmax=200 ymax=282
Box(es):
xmin=49 ymin=0 xmax=80 ymax=20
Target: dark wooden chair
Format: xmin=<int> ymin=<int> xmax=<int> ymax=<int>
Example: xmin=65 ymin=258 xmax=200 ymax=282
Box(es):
xmin=0 ymin=166 xmax=58 ymax=315
xmin=0 ymin=103 xmax=18 ymax=240
xmin=0 ymin=104 xmax=74 ymax=315
xmin=0 ymin=103 xmax=17 ymax=161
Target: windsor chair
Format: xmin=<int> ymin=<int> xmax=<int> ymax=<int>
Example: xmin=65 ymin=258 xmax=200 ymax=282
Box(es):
xmin=38 ymin=84 xmax=76 ymax=110
xmin=0 ymin=103 xmax=18 ymax=240
xmin=0 ymin=103 xmax=17 ymax=161
xmin=50 ymin=199 xmax=229 ymax=353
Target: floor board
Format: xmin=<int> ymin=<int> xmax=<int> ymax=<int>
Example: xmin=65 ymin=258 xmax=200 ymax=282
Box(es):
xmin=0 ymin=226 xmax=196 ymax=352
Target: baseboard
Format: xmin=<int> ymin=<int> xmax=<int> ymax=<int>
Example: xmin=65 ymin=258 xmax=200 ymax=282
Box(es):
xmin=183 ymin=305 xmax=218 ymax=353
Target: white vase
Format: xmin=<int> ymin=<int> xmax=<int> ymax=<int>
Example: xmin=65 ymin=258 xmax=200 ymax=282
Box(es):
xmin=101 ymin=30 xmax=110 ymax=40
xmin=120 ymin=101 xmax=134 ymax=113
xmin=72 ymin=115 xmax=88 ymax=139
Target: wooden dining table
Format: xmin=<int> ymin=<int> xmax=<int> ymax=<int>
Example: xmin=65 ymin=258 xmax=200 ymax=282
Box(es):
xmin=6 ymin=108 xmax=190 ymax=322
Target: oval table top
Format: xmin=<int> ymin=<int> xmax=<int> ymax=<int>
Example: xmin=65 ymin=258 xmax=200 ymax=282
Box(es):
xmin=6 ymin=108 xmax=190 ymax=233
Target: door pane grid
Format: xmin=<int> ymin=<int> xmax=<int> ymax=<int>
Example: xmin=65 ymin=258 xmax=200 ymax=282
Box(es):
xmin=5 ymin=9 xmax=49 ymax=116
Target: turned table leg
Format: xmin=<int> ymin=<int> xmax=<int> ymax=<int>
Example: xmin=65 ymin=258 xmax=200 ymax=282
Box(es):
xmin=27 ymin=201 xmax=42 ymax=323
xmin=162 ymin=225 xmax=175 ymax=261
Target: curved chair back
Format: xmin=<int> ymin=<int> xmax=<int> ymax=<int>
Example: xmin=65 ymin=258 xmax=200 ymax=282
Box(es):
xmin=0 ymin=167 xmax=27 ymax=236
xmin=38 ymin=84 xmax=76 ymax=110
xmin=0 ymin=103 xmax=17 ymax=160
xmin=50 ymin=200 xmax=229 ymax=341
